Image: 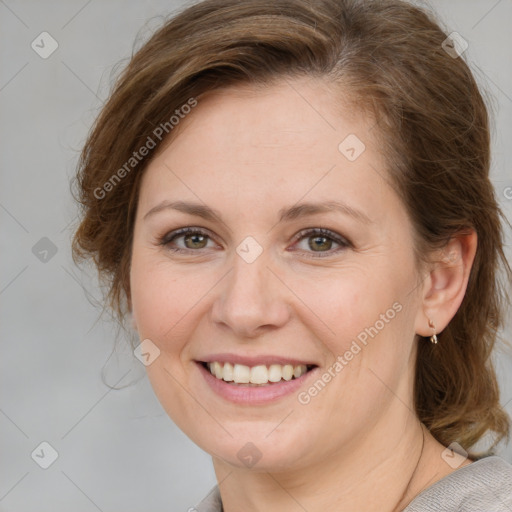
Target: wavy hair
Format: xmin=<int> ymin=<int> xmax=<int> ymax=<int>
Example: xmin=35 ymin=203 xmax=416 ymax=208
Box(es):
xmin=72 ymin=0 xmax=511 ymax=454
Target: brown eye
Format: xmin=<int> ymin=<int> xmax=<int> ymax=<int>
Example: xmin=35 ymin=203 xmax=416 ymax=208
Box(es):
xmin=183 ymin=232 xmax=209 ymax=249
xmin=160 ymin=227 xmax=216 ymax=253
xmin=308 ymin=235 xmax=334 ymax=252
xmin=292 ymin=228 xmax=351 ymax=258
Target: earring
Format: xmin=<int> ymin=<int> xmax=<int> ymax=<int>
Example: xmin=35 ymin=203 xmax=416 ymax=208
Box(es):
xmin=428 ymin=319 xmax=438 ymax=344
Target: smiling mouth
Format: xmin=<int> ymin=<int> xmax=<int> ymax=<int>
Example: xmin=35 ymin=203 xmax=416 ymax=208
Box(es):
xmin=200 ymin=361 xmax=317 ymax=386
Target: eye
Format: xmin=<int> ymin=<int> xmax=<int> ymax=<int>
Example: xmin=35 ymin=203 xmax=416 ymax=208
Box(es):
xmin=290 ymin=228 xmax=351 ymax=258
xmin=159 ymin=227 xmax=217 ymax=253
xmin=158 ymin=226 xmax=351 ymax=257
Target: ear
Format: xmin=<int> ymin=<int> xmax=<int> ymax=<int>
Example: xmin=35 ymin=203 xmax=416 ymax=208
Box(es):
xmin=414 ymin=230 xmax=477 ymax=337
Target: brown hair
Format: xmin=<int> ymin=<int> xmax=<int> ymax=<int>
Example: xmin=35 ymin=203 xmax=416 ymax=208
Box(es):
xmin=72 ymin=0 xmax=511 ymax=455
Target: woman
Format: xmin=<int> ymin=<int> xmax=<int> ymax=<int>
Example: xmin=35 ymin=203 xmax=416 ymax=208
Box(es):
xmin=72 ymin=0 xmax=512 ymax=510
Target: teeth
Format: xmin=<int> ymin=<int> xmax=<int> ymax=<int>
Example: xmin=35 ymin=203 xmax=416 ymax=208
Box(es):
xmin=282 ymin=364 xmax=293 ymax=381
xmin=250 ymin=365 xmax=268 ymax=384
xmin=268 ymin=364 xmax=282 ymax=382
xmin=212 ymin=361 xmax=223 ymax=379
xmin=233 ymin=363 xmax=250 ymax=383
xmin=206 ymin=362 xmax=309 ymax=385
xmin=223 ymin=362 xmax=234 ymax=381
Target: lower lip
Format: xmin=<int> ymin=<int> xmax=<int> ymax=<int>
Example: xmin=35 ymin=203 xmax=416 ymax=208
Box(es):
xmin=196 ymin=362 xmax=317 ymax=405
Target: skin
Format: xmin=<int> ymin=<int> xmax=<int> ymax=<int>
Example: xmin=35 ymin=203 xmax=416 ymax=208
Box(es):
xmin=129 ymin=77 xmax=477 ymax=512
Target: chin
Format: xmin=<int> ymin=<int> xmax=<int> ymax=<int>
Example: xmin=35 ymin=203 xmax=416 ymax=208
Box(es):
xmin=195 ymin=428 xmax=313 ymax=472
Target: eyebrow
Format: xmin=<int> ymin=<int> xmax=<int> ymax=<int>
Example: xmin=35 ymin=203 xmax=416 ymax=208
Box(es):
xmin=143 ymin=199 xmax=371 ymax=225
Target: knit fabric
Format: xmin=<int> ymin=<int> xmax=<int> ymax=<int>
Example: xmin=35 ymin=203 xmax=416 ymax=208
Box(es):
xmin=193 ymin=456 xmax=512 ymax=511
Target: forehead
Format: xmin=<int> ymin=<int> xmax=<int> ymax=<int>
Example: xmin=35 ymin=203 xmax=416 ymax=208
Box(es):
xmin=138 ymin=77 xmax=395 ymax=224
xmin=165 ymin=77 xmax=371 ymax=154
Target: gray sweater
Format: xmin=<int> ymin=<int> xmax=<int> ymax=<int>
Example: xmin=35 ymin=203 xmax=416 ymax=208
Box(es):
xmin=194 ymin=456 xmax=512 ymax=511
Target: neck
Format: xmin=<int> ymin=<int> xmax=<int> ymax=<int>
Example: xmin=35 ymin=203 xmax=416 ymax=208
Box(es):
xmin=212 ymin=417 xmax=456 ymax=512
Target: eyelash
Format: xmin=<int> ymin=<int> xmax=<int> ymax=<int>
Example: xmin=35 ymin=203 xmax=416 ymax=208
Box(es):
xmin=158 ymin=227 xmax=351 ymax=258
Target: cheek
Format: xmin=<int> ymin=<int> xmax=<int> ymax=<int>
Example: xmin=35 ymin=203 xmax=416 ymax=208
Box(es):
xmin=290 ymin=265 xmax=402 ymax=344
xmin=294 ymin=262 xmax=416 ymax=397
xmin=129 ymin=256 xmax=206 ymax=434
xmin=294 ymin=274 xmax=413 ymax=417
xmin=130 ymin=253 xmax=222 ymax=354
xmin=130 ymin=253 xmax=186 ymax=342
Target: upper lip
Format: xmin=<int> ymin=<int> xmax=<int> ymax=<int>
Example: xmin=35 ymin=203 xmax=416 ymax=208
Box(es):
xmin=196 ymin=353 xmax=318 ymax=367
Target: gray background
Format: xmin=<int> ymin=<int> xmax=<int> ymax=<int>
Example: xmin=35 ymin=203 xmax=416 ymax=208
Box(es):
xmin=1 ymin=0 xmax=511 ymax=511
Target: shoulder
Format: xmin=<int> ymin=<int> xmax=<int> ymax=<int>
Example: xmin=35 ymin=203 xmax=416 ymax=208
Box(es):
xmin=193 ymin=485 xmax=223 ymax=512
xmin=404 ymin=456 xmax=512 ymax=512
xmin=192 ymin=458 xmax=512 ymax=512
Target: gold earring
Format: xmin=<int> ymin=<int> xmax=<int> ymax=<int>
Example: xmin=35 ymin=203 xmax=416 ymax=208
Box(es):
xmin=428 ymin=319 xmax=438 ymax=344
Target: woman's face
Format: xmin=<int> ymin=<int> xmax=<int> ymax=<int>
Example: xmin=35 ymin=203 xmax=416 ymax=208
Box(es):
xmin=130 ymin=77 xmax=425 ymax=471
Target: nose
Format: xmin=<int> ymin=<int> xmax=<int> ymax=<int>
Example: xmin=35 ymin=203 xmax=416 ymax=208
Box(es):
xmin=210 ymin=248 xmax=291 ymax=339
